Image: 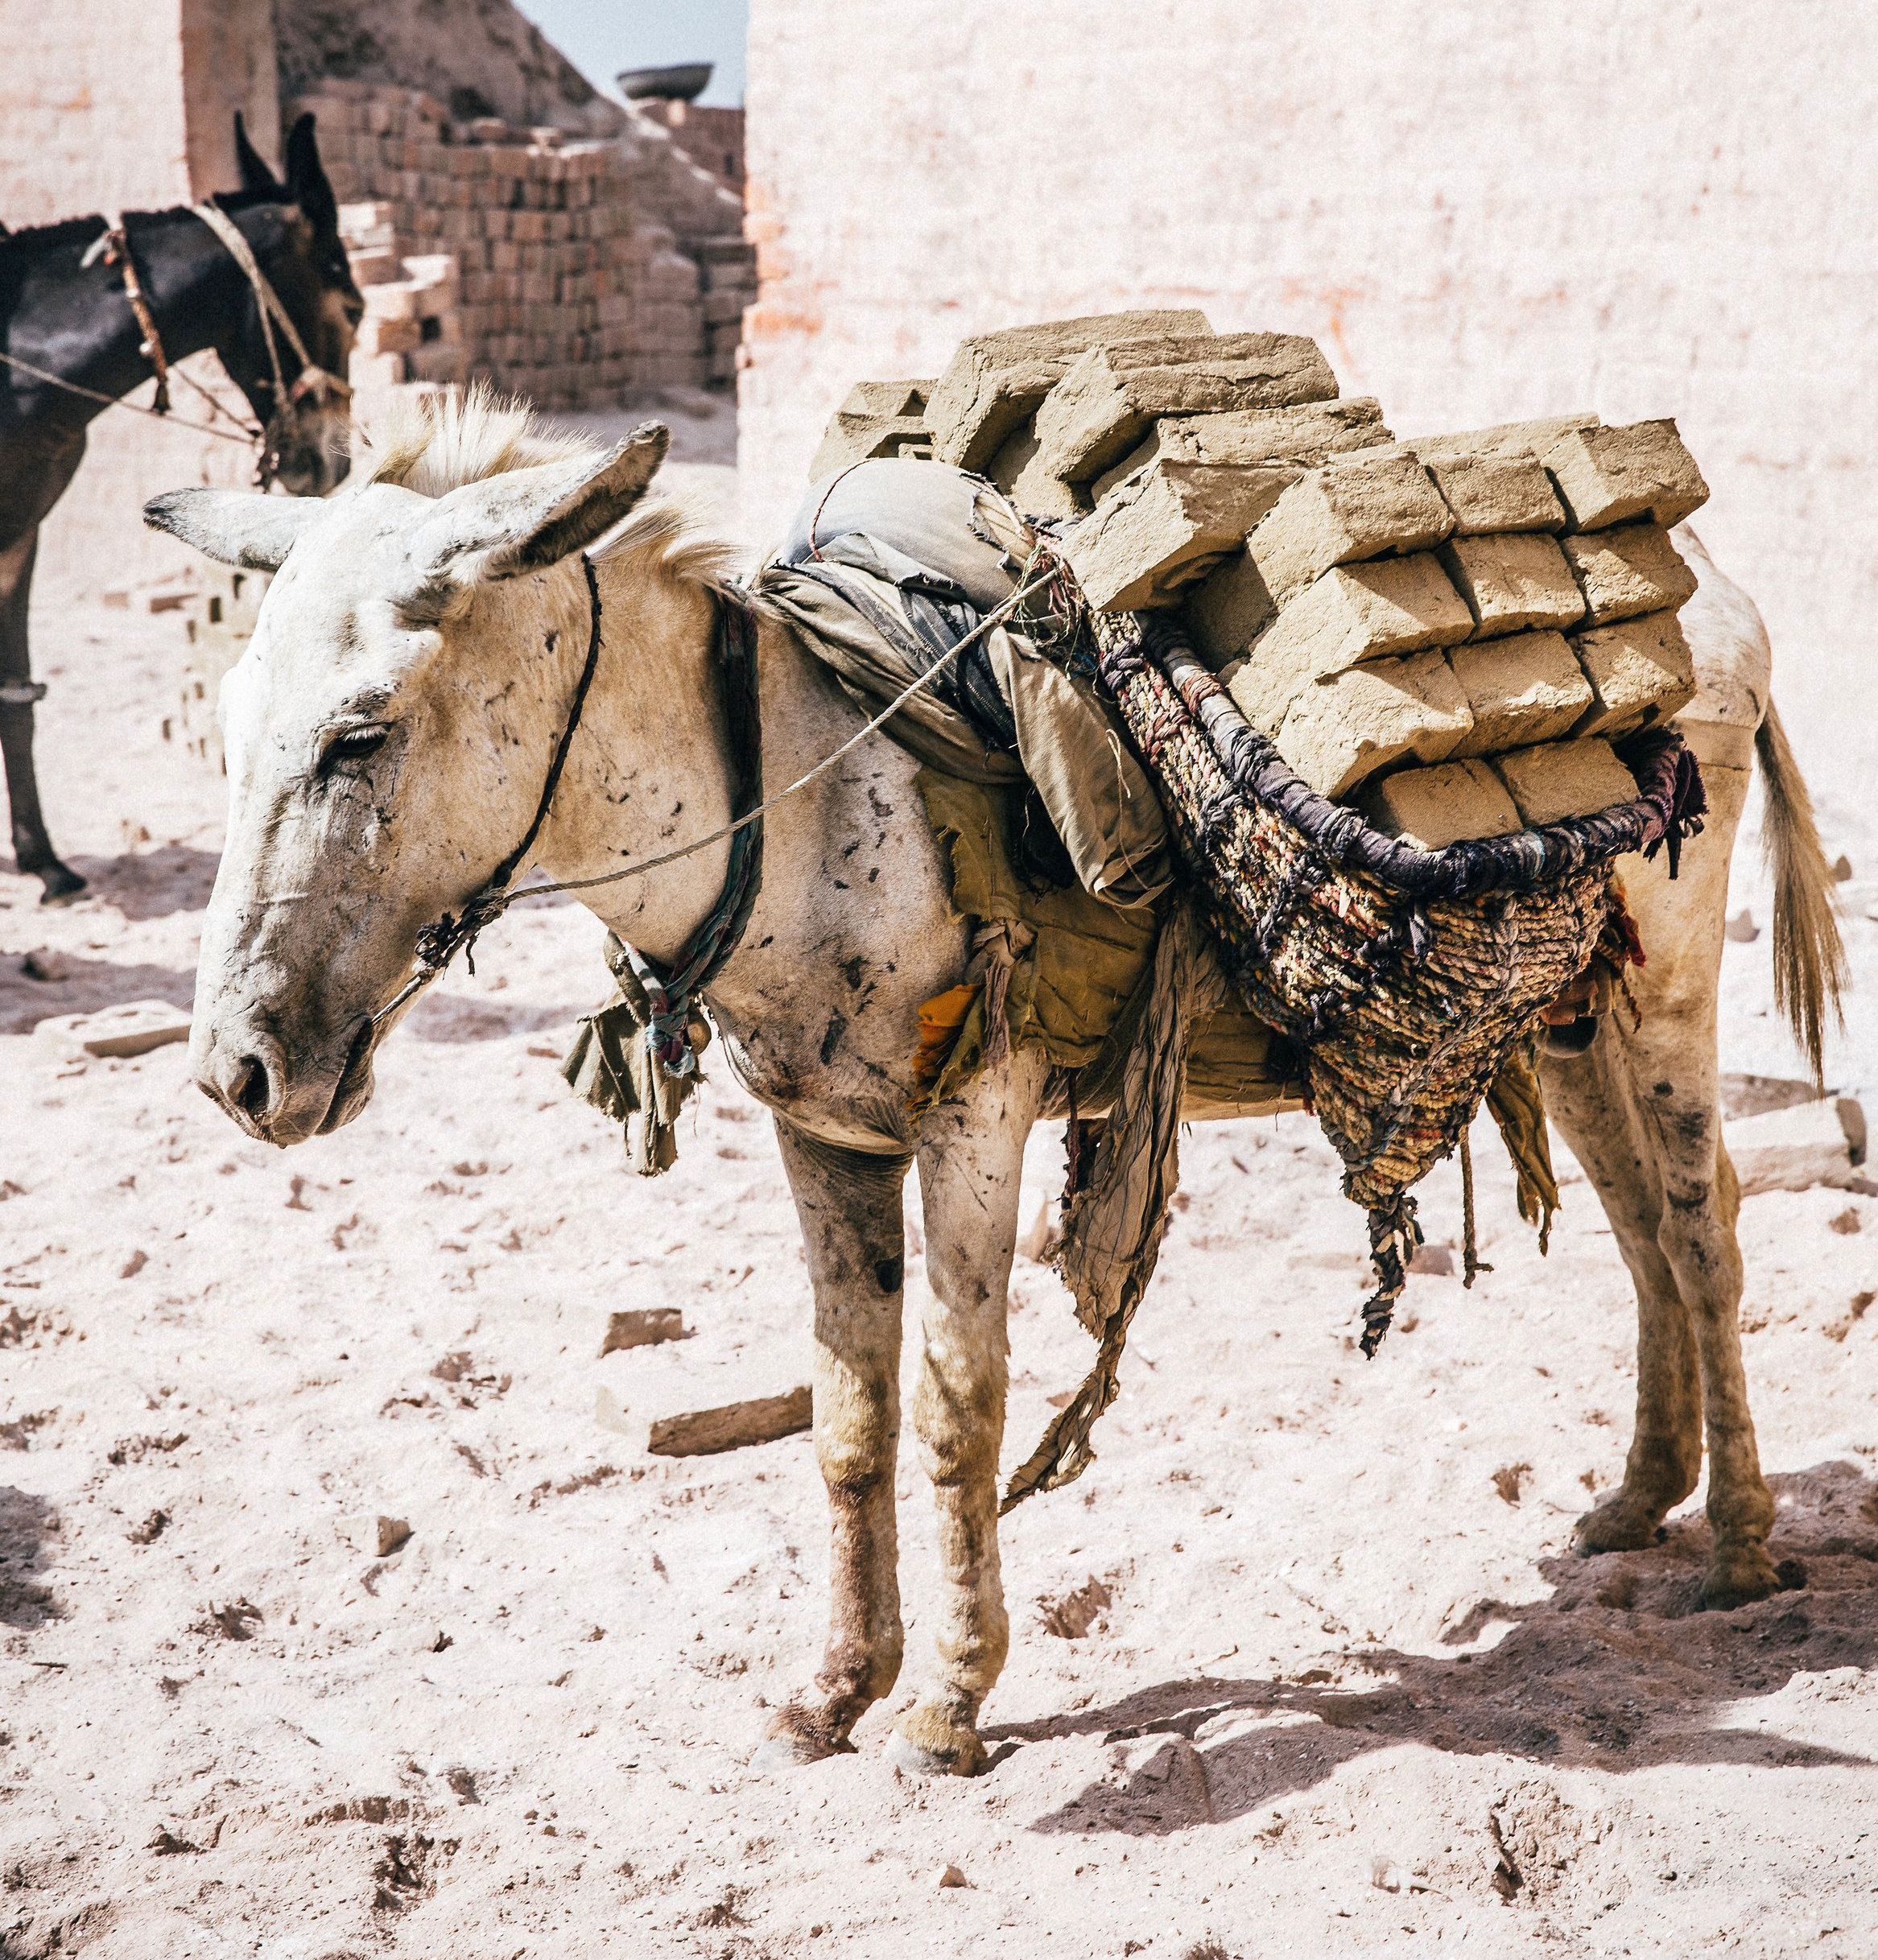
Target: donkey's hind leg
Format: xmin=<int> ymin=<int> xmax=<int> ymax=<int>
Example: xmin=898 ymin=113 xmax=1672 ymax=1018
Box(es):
xmin=1546 ymin=759 xmax=1777 ymax=1606
xmin=889 ymin=1047 xmax=1048 ymax=1776
xmin=1544 ymin=1037 xmax=1704 ymax=1552
xmin=762 ymin=1123 xmax=911 ymax=1765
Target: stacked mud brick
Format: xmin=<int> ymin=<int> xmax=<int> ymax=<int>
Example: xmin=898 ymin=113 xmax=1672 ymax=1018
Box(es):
xmin=339 ymin=202 xmax=465 ymax=413
xmin=814 ymin=314 xmax=1707 ymax=844
xmin=291 ymin=83 xmax=756 ymax=409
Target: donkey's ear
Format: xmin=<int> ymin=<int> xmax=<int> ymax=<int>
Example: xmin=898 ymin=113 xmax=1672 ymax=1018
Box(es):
xmin=406 ymin=426 xmax=670 ymax=599
xmin=143 ymin=488 xmax=321 ymax=571
xmin=485 ymin=425 xmax=671 ymax=577
xmin=283 ymin=113 xmax=338 ymax=237
xmin=233 ymin=113 xmax=280 ymax=196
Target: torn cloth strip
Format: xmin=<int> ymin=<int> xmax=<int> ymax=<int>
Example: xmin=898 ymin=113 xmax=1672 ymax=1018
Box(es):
xmin=561 ymin=588 xmax=764 ymax=1173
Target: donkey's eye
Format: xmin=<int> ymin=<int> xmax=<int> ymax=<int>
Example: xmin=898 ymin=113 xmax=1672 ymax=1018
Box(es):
xmin=316 ymin=725 xmax=390 ymax=779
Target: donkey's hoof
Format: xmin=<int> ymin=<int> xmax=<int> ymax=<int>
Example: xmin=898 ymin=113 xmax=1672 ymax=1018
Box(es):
xmin=1573 ymin=1495 xmax=1666 ymax=1556
xmin=1698 ymin=1542 xmax=1781 ymax=1611
xmin=32 ymin=859 xmax=86 ymax=905
xmin=753 ymin=1706 xmax=855 ymax=1771
xmin=886 ymin=1704 xmax=987 ymax=1778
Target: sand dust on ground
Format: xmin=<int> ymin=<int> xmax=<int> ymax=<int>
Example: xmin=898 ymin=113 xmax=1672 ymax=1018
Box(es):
xmin=2 ymin=485 xmax=1876 ymax=1958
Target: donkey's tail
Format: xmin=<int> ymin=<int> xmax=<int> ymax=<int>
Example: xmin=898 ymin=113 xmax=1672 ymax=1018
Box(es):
xmin=1755 ymin=697 xmax=1847 ymax=1081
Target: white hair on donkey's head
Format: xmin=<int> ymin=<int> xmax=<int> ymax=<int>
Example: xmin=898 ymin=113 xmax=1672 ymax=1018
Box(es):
xmin=359 ymin=381 xmax=742 ymax=592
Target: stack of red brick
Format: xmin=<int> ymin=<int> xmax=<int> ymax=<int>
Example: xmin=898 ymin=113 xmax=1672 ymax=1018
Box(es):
xmin=291 ymin=81 xmax=755 ymax=409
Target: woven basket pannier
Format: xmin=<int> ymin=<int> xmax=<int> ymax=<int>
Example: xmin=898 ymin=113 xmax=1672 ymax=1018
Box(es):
xmin=1081 ymin=601 xmax=1706 ymax=1352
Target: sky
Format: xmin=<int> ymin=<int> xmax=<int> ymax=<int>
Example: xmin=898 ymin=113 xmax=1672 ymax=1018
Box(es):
xmin=514 ymin=0 xmax=749 ymax=107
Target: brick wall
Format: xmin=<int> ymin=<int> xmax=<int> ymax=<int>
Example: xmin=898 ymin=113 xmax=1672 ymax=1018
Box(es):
xmin=295 ymin=82 xmax=755 ymax=406
xmin=741 ymin=1 xmax=1877 ymax=765
xmin=640 ymin=101 xmax=745 ymax=198
xmin=0 ymin=0 xmax=274 ymax=222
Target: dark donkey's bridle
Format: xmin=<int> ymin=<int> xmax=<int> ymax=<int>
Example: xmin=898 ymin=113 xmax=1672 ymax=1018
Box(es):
xmin=0 ymin=200 xmax=352 ymax=485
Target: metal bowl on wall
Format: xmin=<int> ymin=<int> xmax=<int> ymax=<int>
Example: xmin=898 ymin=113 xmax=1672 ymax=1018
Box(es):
xmin=616 ymin=63 xmax=714 ymax=103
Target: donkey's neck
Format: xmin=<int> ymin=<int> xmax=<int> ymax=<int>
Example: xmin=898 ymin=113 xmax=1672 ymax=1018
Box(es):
xmin=530 ymin=550 xmax=737 ymax=971
xmin=2 ymin=207 xmax=265 ymax=419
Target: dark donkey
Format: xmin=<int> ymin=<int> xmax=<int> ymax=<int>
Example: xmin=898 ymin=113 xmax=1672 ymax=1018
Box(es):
xmin=0 ymin=113 xmax=361 ymax=900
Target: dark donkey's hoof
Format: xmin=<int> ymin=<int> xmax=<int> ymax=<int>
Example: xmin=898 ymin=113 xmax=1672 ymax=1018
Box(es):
xmin=31 ymin=858 xmax=87 ymax=905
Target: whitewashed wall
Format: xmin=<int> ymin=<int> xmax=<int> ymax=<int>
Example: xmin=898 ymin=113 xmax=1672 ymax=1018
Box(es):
xmin=740 ymin=1 xmax=1878 ymax=765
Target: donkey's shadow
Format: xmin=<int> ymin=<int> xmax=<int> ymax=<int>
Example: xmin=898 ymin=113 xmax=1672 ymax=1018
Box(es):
xmin=993 ymin=1461 xmax=1878 ymax=1835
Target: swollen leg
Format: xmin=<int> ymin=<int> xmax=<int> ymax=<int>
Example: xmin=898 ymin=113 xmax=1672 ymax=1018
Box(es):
xmin=763 ymin=1122 xmax=910 ymax=1763
xmin=891 ymin=1050 xmax=1046 ymax=1776
xmin=1543 ymin=1034 xmax=1703 ymax=1550
xmin=0 ymin=531 xmax=82 ymax=901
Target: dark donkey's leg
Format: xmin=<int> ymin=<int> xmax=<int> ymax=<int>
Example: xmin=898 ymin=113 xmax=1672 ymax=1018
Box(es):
xmin=1 ymin=527 xmax=85 ymax=902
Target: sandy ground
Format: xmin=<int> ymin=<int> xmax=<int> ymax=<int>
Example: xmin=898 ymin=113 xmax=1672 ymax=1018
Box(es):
xmin=2 ymin=446 xmax=1876 ymax=1958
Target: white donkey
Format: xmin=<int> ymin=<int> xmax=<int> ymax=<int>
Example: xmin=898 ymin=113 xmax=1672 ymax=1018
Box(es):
xmin=147 ymin=396 xmax=1843 ymax=1776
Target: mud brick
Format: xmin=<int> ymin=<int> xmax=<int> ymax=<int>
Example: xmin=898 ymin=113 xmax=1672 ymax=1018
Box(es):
xmin=1409 ymin=447 xmax=1566 ymax=534
xmin=357 ymin=315 xmax=422 ymax=357
xmin=1183 ymin=552 xmax=1276 ymax=667
xmin=1447 ymin=631 xmax=1595 ymax=757
xmin=924 ymin=309 xmax=1212 ymax=471
xmin=1570 ymin=612 xmax=1698 ymax=737
xmin=1033 ymin=333 xmax=1340 ymax=483
xmin=647 ymin=1388 xmax=813 ymax=1457
xmin=1061 ymin=460 xmax=1286 ymax=611
xmin=1247 ymin=452 xmax=1454 ymax=604
xmin=989 ymin=427 xmax=1088 ymax=521
xmin=1561 ymin=522 xmax=1698 ymax=625
xmin=363 ymin=282 xmax=423 ymax=324
xmin=1265 ymin=651 xmax=1473 ymax=797
xmin=1492 ymin=738 xmax=1640 ymax=827
xmin=1540 ymin=419 xmax=1709 ymax=530
xmin=808 ymin=412 xmax=933 ymax=479
xmin=1455 ymin=414 xmax=1601 ymax=457
xmin=1356 ymin=759 xmax=1524 ymax=848
xmin=836 ymin=379 xmax=931 ymax=418
xmin=348 ymin=249 xmax=403 ymax=287
xmin=1244 ymin=555 xmax=1473 ymax=710
xmin=349 ymin=349 xmax=406 ymax=389
xmin=1438 ymin=532 xmax=1585 ymax=638
xmin=1090 ymin=397 xmax=1390 ymax=504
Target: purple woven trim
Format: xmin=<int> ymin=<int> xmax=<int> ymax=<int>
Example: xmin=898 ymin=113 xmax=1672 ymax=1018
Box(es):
xmin=1103 ymin=619 xmax=1704 ymax=900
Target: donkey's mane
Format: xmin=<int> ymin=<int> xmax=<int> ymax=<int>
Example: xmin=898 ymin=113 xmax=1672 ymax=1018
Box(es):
xmin=361 ymin=382 xmax=741 ymax=592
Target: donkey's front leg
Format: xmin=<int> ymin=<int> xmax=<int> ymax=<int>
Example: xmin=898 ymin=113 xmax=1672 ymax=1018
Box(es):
xmin=762 ymin=1122 xmax=911 ymax=1765
xmin=890 ymin=1050 xmax=1047 ymax=1777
